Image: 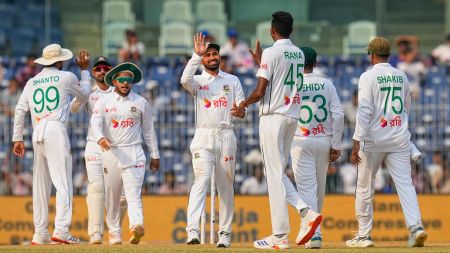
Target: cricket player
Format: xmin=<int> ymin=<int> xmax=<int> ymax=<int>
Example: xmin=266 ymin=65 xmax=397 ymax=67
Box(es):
xmin=232 ymin=12 xmax=322 ymax=249
xmin=70 ymin=57 xmax=127 ymax=244
xmin=91 ymin=62 xmax=160 ymax=245
xmin=181 ymin=33 xmax=245 ymax=248
xmin=12 ymin=44 xmax=92 ymax=244
xmin=348 ymin=37 xmax=427 ymax=248
xmin=288 ymin=47 xmax=344 ymax=249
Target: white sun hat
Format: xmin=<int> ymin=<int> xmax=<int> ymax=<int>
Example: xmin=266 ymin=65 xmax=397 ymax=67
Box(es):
xmin=34 ymin=44 xmax=73 ymax=66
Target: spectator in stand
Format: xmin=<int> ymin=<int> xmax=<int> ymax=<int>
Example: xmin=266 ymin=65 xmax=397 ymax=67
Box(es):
xmin=15 ymin=54 xmax=40 ymax=89
xmin=220 ymin=28 xmax=254 ymax=73
xmin=427 ymin=151 xmax=444 ymax=193
xmin=431 ymin=33 xmax=450 ymax=65
xmin=200 ymin=30 xmax=216 ymax=44
xmin=240 ymin=165 xmax=268 ymax=195
xmin=339 ymin=153 xmax=357 ymax=194
xmin=118 ymin=30 xmax=145 ymax=64
xmin=390 ymin=35 xmax=427 ymax=100
xmin=10 ymin=158 xmax=32 ymax=196
xmin=411 ymin=162 xmax=431 ymax=193
xmin=0 ymin=78 xmax=21 ymax=124
xmin=343 ymin=90 xmax=358 ymax=126
xmin=158 ymin=170 xmax=188 ymax=195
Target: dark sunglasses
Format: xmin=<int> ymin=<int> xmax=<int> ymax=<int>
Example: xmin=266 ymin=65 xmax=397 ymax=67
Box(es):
xmin=93 ymin=66 xmax=111 ymax=72
xmin=115 ymin=76 xmax=133 ymax=84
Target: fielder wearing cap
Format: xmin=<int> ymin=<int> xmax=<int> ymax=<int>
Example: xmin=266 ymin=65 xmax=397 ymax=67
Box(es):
xmin=348 ymin=36 xmax=428 ymax=248
xmin=12 ymin=44 xmax=92 ymax=244
xmin=90 ymin=62 xmax=160 ymax=245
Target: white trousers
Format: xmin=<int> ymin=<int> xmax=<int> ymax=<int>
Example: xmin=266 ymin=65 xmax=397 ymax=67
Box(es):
xmin=103 ymin=146 xmax=145 ymax=234
xmin=186 ymin=129 xmax=236 ymax=234
xmin=356 ymin=150 xmax=423 ymax=236
xmin=290 ymin=137 xmax=330 ymax=237
xmin=32 ymin=121 xmax=73 ymax=235
xmin=259 ymin=114 xmax=308 ymax=235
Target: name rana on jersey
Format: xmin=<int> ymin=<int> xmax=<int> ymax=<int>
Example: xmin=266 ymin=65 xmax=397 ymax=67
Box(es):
xmin=33 ymin=75 xmax=60 ymax=85
xmin=283 ymin=51 xmax=302 ymax=60
xmin=301 ymin=83 xmax=325 ymax=92
xmin=377 ymin=75 xmax=403 ymax=84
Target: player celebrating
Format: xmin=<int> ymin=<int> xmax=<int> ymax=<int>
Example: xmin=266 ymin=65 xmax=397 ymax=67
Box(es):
xmin=288 ymin=47 xmax=344 ymax=249
xmin=348 ymin=37 xmax=427 ymax=248
xmin=232 ymin=12 xmax=322 ymax=249
xmin=70 ymin=57 xmax=127 ymax=244
xmin=91 ymin=62 xmax=160 ymax=245
xmin=181 ymin=33 xmax=245 ymax=248
xmin=12 ymin=44 xmax=92 ymax=244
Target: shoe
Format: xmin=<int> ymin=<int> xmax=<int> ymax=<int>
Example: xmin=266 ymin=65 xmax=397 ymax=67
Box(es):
xmin=129 ymin=224 xmax=145 ymax=244
xmin=109 ymin=231 xmax=122 ymax=245
xmin=186 ymin=229 xmax=200 ymax=245
xmin=50 ymin=231 xmax=80 ymax=244
xmin=345 ymin=235 xmax=374 ymax=248
xmin=296 ymin=209 xmax=323 ymax=245
xmin=253 ymin=235 xmax=290 ymax=250
xmin=217 ymin=231 xmax=231 ymax=248
xmin=305 ymin=236 xmax=322 ymax=249
xmin=408 ymin=227 xmax=427 ymax=247
xmin=90 ymin=232 xmax=102 ymax=244
xmin=31 ymin=233 xmax=58 ymax=245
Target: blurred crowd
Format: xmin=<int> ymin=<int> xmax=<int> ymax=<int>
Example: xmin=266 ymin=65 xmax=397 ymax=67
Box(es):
xmin=1 ymin=30 xmax=450 ymax=196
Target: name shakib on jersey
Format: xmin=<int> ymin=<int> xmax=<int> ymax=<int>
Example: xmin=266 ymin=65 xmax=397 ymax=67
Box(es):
xmin=377 ymin=75 xmax=404 ymax=84
xmin=283 ymin=51 xmax=303 ymax=60
xmin=33 ymin=76 xmax=60 ymax=85
xmin=301 ymin=83 xmax=325 ymax=92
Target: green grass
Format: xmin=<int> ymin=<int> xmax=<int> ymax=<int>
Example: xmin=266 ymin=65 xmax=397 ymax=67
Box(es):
xmin=1 ymin=242 xmax=450 ymax=253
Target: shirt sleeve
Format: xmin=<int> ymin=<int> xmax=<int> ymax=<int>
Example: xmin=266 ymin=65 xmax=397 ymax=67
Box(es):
xmin=353 ymin=73 xmax=374 ymax=142
xmin=90 ymin=99 xmax=106 ymax=143
xmin=255 ymin=49 xmax=273 ymax=81
xmin=142 ymin=100 xmax=160 ymax=159
xmin=12 ymin=84 xmax=30 ymax=142
xmin=180 ymin=53 xmax=202 ymax=95
xmin=67 ymin=70 xmax=92 ymax=103
xmin=329 ymin=83 xmax=344 ymax=149
xmin=234 ymin=77 xmax=245 ymax=106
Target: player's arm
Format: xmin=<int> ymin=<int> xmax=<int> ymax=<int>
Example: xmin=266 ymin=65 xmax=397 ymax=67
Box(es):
xmin=231 ymin=77 xmax=247 ymax=118
xmin=180 ymin=33 xmax=207 ymax=95
xmin=67 ymin=50 xmax=92 ymax=102
xmin=329 ymin=83 xmax=344 ymax=162
xmin=12 ymin=84 xmax=31 ymax=157
xmin=90 ymin=99 xmax=110 ymax=151
xmin=142 ymin=100 xmax=160 ymax=172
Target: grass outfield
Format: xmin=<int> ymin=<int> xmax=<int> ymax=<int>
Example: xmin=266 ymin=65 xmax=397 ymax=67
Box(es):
xmin=1 ymin=242 xmax=450 ymax=253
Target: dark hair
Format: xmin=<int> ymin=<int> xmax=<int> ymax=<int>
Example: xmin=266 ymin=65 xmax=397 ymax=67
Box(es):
xmin=271 ymin=11 xmax=293 ymax=38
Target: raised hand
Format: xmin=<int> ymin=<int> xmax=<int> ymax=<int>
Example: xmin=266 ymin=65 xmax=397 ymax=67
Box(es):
xmin=76 ymin=49 xmax=90 ymax=70
xmin=194 ymin=32 xmax=208 ymax=56
xmin=249 ymin=40 xmax=263 ymax=65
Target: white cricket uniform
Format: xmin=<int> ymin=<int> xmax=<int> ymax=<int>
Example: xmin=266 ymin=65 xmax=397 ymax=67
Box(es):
xmin=70 ymin=84 xmax=124 ymax=237
xmin=91 ymin=91 xmax=159 ymax=234
xmin=256 ymin=39 xmax=309 ymax=235
xmin=353 ymin=62 xmax=422 ymax=236
xmin=180 ymin=53 xmax=245 ymax=235
xmin=12 ymin=67 xmax=91 ymax=236
xmin=288 ymin=73 xmax=344 ymax=238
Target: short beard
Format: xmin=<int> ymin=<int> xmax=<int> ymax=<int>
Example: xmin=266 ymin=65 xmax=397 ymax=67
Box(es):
xmin=204 ymin=64 xmax=219 ymax=71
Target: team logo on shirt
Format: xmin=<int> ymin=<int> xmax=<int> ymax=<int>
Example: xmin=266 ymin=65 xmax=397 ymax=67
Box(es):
xmin=224 ymin=156 xmax=234 ymax=162
xmin=380 ymin=117 xmax=388 ymax=128
xmin=199 ymin=85 xmax=209 ymax=90
xmin=284 ymin=96 xmax=291 ymax=105
xmin=223 ymin=85 xmax=230 ymax=93
xmin=131 ymin=107 xmax=137 ymax=112
xmin=300 ymin=127 xmax=310 ymax=136
xmin=260 ymin=64 xmax=268 ymax=70
xmin=86 ymin=156 xmax=97 ymax=162
xmin=112 ymin=119 xmax=120 ymax=128
xmin=312 ymin=124 xmax=325 ymax=135
xmin=112 ymin=118 xmax=134 ymax=128
xmin=194 ymin=153 xmax=200 ymax=159
xmin=105 ymin=106 xmax=117 ymax=113
xmin=203 ymin=98 xmax=212 ymax=108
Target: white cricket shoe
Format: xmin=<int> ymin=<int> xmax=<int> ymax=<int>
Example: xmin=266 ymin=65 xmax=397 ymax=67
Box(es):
xmin=296 ymin=209 xmax=322 ymax=245
xmin=51 ymin=231 xmax=80 ymax=244
xmin=305 ymin=236 xmax=322 ymax=249
xmin=253 ymin=235 xmax=290 ymax=250
xmin=129 ymin=224 xmax=145 ymax=244
xmin=31 ymin=232 xmax=58 ymax=245
xmin=186 ymin=229 xmax=200 ymax=245
xmin=345 ymin=235 xmax=374 ymax=248
xmin=408 ymin=227 xmax=427 ymax=247
xmin=90 ymin=232 xmax=102 ymax=244
xmin=217 ymin=231 xmax=231 ymax=248
xmin=109 ymin=231 xmax=122 ymax=245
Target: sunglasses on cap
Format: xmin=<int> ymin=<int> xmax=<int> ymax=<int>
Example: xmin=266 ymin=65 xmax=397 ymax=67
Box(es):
xmin=115 ymin=76 xmax=133 ymax=84
xmin=92 ymin=65 xmax=111 ymax=72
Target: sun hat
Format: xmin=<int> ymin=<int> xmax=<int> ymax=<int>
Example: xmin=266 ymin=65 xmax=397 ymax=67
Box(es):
xmin=104 ymin=62 xmax=142 ymax=87
xmin=34 ymin=44 xmax=73 ymax=66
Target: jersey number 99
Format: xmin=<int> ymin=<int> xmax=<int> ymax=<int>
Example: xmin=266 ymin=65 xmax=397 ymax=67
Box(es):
xmin=33 ymin=86 xmax=60 ymax=114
